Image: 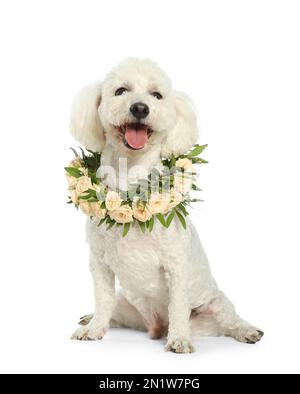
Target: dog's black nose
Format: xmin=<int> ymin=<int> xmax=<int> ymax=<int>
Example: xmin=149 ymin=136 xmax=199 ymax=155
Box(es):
xmin=130 ymin=102 xmax=149 ymax=119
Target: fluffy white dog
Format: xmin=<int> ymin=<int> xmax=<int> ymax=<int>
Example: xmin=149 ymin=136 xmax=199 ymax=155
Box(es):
xmin=70 ymin=58 xmax=263 ymax=353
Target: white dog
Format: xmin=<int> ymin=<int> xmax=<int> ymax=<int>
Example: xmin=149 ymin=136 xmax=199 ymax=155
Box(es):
xmin=70 ymin=58 xmax=263 ymax=353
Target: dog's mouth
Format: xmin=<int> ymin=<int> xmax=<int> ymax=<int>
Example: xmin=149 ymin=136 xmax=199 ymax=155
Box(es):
xmin=119 ymin=123 xmax=153 ymax=150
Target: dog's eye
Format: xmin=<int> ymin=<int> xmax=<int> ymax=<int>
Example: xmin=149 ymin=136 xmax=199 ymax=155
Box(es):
xmin=151 ymin=92 xmax=163 ymax=100
xmin=115 ymin=87 xmax=128 ymax=96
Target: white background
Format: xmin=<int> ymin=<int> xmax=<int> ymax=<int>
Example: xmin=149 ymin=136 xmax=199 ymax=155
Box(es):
xmin=0 ymin=0 xmax=299 ymax=374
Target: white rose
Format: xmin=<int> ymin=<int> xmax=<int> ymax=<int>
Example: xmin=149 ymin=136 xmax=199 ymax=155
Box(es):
xmin=169 ymin=189 xmax=183 ymax=209
xmin=66 ymin=173 xmax=78 ymax=189
xmin=76 ymin=176 xmax=93 ymax=195
xmin=132 ymin=201 xmax=152 ymax=222
xmin=175 ymin=158 xmax=194 ymax=172
xmin=108 ymin=205 xmax=133 ymax=223
xmin=174 ymin=173 xmax=193 ymax=195
xmin=105 ymin=191 xmax=122 ymax=211
xmin=148 ymin=193 xmax=170 ymax=215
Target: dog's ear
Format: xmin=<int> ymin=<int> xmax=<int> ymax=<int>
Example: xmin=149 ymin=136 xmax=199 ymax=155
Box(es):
xmin=161 ymin=91 xmax=199 ymax=157
xmin=70 ymin=83 xmax=105 ymax=152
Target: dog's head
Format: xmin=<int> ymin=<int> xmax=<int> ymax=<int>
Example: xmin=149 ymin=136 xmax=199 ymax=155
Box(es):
xmin=70 ymin=58 xmax=198 ymax=157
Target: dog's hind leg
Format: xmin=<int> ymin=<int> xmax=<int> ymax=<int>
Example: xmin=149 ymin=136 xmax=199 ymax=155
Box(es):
xmin=191 ymin=291 xmax=264 ymax=344
xmin=79 ymin=293 xmax=147 ymax=332
xmin=110 ymin=293 xmax=147 ymax=332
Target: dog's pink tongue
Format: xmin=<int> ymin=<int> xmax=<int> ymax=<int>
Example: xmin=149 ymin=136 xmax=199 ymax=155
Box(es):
xmin=125 ymin=124 xmax=148 ymax=149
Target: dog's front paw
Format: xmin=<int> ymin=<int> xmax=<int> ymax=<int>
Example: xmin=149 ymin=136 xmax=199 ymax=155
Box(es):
xmin=165 ymin=337 xmax=195 ymax=353
xmin=71 ymin=319 xmax=107 ymax=341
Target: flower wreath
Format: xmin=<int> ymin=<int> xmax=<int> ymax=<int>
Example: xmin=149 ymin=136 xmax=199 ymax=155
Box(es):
xmin=65 ymin=144 xmax=207 ymax=236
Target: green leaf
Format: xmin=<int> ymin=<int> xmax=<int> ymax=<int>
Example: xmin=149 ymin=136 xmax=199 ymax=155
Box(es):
xmin=175 ymin=210 xmax=187 ymax=229
xmin=78 ymin=194 xmax=92 ymax=200
xmin=170 ymin=154 xmax=176 ymax=167
xmin=177 ymin=203 xmax=188 ymax=216
xmin=166 ymin=211 xmax=175 ymax=227
xmin=106 ymin=220 xmax=116 ymax=230
xmin=156 ymin=213 xmax=167 ymax=227
xmin=69 ymin=147 xmax=79 ymax=157
xmin=192 ymin=184 xmax=202 ymax=191
xmin=188 ymin=144 xmax=208 ymax=157
xmin=78 ymin=147 xmax=86 ymax=159
xmin=67 ymin=200 xmax=73 ymax=204
xmin=70 ymin=148 xmax=79 ymax=157
xmin=97 ymin=218 xmax=106 ymax=227
xmin=86 ymin=148 xmax=96 ymax=154
xmin=64 ymin=167 xmax=82 ymax=178
xmin=87 ymin=198 xmax=99 ymax=203
xmin=138 ymin=221 xmax=146 ymax=233
xmin=87 ymin=188 xmax=97 ymax=197
xmin=122 ymin=222 xmax=130 ymax=237
xmin=90 ymin=174 xmax=99 ymax=184
xmin=191 ymin=157 xmax=208 ymax=164
xmin=148 ymin=216 xmax=154 ymax=232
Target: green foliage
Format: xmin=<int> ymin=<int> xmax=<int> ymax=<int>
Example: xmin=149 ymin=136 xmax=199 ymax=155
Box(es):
xmin=106 ymin=220 xmax=116 ymax=231
xmin=156 ymin=213 xmax=167 ymax=227
xmin=97 ymin=218 xmax=106 ymax=227
xmin=166 ymin=211 xmax=175 ymax=227
xmin=64 ymin=167 xmax=82 ymax=178
xmin=187 ymin=144 xmax=207 ymax=157
xmin=175 ymin=210 xmax=187 ymax=229
xmin=177 ymin=203 xmax=188 ymax=216
xmin=138 ymin=221 xmax=146 ymax=233
xmin=66 ymin=143 xmax=207 ymax=236
xmin=148 ymin=216 xmax=154 ymax=232
xmin=78 ymin=188 xmax=98 ymax=202
xmin=122 ymin=223 xmax=130 ymax=237
xmin=79 ymin=147 xmax=101 ymax=172
xmin=192 ymin=184 xmax=202 ymax=191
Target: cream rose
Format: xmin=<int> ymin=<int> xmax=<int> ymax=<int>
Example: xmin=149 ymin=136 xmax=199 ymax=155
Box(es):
xmin=76 ymin=176 xmax=93 ymax=195
xmin=174 ymin=173 xmax=193 ymax=195
xmin=108 ymin=205 xmax=133 ymax=223
xmin=148 ymin=193 xmax=170 ymax=215
xmin=79 ymin=201 xmax=93 ymax=216
xmin=175 ymin=158 xmax=194 ymax=172
xmin=69 ymin=157 xmax=83 ymax=168
xmin=70 ymin=189 xmax=79 ymax=204
xmin=66 ymin=173 xmax=78 ymax=189
xmin=105 ymin=191 xmax=122 ymax=211
xmin=78 ymin=167 xmax=88 ymax=176
xmin=90 ymin=202 xmax=106 ymax=218
xmin=132 ymin=201 xmax=152 ymax=222
xmin=90 ymin=183 xmax=100 ymax=193
xmin=169 ymin=189 xmax=183 ymax=209
xmin=79 ymin=202 xmax=106 ymax=218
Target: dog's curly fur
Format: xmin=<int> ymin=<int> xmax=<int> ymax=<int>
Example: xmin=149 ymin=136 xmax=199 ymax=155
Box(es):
xmin=70 ymin=58 xmax=263 ymax=352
